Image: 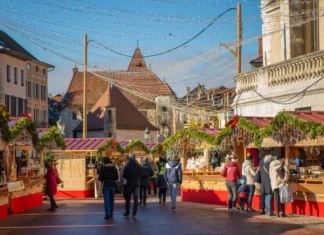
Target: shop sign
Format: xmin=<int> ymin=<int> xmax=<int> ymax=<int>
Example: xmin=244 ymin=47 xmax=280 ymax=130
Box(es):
xmin=7 ymin=181 xmax=25 ymax=192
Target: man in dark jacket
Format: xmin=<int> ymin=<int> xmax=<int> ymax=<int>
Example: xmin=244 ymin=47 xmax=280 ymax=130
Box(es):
xmin=164 ymin=156 xmax=182 ymax=210
xmin=139 ymin=159 xmax=154 ymax=206
xmin=122 ymin=154 xmax=141 ymax=219
xmin=98 ymin=157 xmax=119 ymax=220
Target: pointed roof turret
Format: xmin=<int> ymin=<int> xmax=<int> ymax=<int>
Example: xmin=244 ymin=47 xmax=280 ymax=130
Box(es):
xmin=127 ymin=47 xmax=148 ymax=71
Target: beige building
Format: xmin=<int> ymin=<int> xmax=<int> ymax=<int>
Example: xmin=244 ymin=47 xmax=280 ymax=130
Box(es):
xmin=26 ymin=61 xmax=54 ymax=127
xmin=233 ymin=0 xmax=324 ymax=117
xmin=0 ymin=30 xmax=54 ymax=124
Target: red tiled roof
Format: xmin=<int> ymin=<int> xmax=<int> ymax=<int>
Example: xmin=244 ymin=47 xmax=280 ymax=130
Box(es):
xmin=50 ymin=95 xmax=63 ymax=103
xmin=287 ymin=111 xmax=324 ymax=123
xmin=64 ymin=47 xmax=175 ymax=111
xmin=199 ymin=128 xmax=221 ymax=136
xmin=73 ymin=85 xmax=159 ymax=132
xmin=64 ymin=138 xmax=158 ymax=151
xmin=8 ymin=118 xmax=50 ymax=137
xmin=250 ymin=55 xmax=263 ymax=64
xmin=242 ymin=117 xmax=273 ymax=128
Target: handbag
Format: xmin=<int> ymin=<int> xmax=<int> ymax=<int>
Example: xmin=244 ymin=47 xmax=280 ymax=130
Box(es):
xmin=115 ymin=181 xmax=123 ymax=194
xmin=254 ymin=169 xmax=261 ymax=183
xmin=280 ymin=183 xmax=294 ymax=204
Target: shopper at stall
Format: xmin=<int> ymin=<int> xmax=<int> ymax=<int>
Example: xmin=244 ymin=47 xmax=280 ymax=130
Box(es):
xmin=156 ymin=166 xmax=167 ymax=205
xmin=120 ymin=161 xmax=128 ymax=199
xmin=148 ymin=157 xmax=158 ymax=197
xmin=123 ymin=154 xmax=142 ymax=219
xmin=165 ymin=156 xmax=182 ymax=210
xmin=44 ymin=162 xmax=58 ymax=212
xmin=139 ymin=158 xmax=153 ymax=206
xmin=221 ymin=154 xmax=242 ymax=213
xmin=99 ymin=157 xmax=119 ymax=220
xmin=238 ymin=178 xmax=250 ymax=214
xmin=224 ymin=146 xmax=234 ymax=165
xmin=260 ymin=155 xmax=274 ymax=216
xmin=270 ymin=156 xmax=289 ymax=217
xmin=242 ymin=154 xmax=257 ymax=212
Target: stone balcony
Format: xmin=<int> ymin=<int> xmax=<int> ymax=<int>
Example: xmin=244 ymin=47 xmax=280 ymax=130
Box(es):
xmin=235 ymin=50 xmax=324 ymax=94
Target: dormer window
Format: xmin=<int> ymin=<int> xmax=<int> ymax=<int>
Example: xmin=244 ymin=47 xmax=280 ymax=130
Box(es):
xmin=137 ymin=62 xmax=143 ymax=67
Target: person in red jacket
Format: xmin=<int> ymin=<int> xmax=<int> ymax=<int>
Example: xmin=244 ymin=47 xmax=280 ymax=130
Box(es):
xmin=45 ymin=162 xmax=58 ymax=212
xmin=221 ymin=154 xmax=242 ymax=213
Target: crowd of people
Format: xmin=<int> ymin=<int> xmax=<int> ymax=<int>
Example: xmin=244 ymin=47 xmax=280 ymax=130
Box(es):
xmin=221 ymin=148 xmax=290 ymax=217
xmin=98 ymin=154 xmax=182 ymax=220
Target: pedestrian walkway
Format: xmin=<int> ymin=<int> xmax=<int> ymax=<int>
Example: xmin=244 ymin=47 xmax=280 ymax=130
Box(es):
xmin=0 ymin=198 xmax=323 ymax=235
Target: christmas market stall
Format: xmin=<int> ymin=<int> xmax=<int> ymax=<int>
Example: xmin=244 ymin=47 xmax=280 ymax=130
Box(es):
xmin=164 ymin=111 xmax=324 ymax=218
xmin=0 ymin=105 xmax=66 ymax=218
xmin=52 ymin=138 xmax=163 ymax=199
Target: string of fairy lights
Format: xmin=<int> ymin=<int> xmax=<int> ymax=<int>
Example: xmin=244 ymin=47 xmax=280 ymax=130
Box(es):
xmin=0 ymin=0 xmax=323 ymax=115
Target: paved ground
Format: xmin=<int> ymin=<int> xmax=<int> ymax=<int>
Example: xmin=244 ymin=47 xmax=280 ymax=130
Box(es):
xmin=0 ymin=197 xmax=324 ymax=235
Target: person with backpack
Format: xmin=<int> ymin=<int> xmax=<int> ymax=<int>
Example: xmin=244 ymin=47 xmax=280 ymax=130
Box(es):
xmin=139 ymin=158 xmax=154 ymax=206
xmin=270 ymin=156 xmax=289 ymax=217
xmin=260 ymin=154 xmax=274 ymax=216
xmin=242 ymin=154 xmax=257 ymax=212
xmin=122 ymin=154 xmax=142 ymax=219
xmin=156 ymin=166 xmax=167 ymax=205
xmin=165 ymin=156 xmax=182 ymax=210
xmin=221 ymin=154 xmax=242 ymax=213
xmin=98 ymin=157 xmax=119 ymax=220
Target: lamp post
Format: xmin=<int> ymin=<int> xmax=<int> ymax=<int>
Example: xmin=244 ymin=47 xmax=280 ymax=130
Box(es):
xmin=144 ymin=127 xmax=150 ymax=144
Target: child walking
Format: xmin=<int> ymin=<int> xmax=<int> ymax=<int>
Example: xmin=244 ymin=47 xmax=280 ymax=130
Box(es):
xmin=156 ymin=167 xmax=167 ymax=205
xmin=238 ymin=178 xmax=250 ymax=214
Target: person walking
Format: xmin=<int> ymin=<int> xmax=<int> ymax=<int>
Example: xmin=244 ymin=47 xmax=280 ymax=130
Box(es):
xmin=44 ymin=162 xmax=58 ymax=212
xmin=270 ymin=156 xmax=289 ymax=217
xmin=123 ymin=154 xmax=142 ymax=219
xmin=156 ymin=166 xmax=167 ymax=205
xmin=119 ymin=161 xmax=128 ymax=199
xmin=238 ymin=178 xmax=250 ymax=214
xmin=242 ymin=154 xmax=257 ymax=212
xmin=148 ymin=158 xmax=159 ymax=197
xmin=165 ymin=156 xmax=182 ymax=210
xmin=260 ymin=155 xmax=274 ymax=216
xmin=98 ymin=157 xmax=119 ymax=220
xmin=139 ymin=158 xmax=153 ymax=206
xmin=221 ymin=154 xmax=242 ymax=213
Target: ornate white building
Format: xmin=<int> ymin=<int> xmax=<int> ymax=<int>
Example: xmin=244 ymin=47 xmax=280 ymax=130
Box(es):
xmin=233 ymin=0 xmax=324 ymax=116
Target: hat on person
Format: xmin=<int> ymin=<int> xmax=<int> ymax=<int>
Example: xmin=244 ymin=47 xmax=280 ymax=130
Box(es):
xmin=129 ymin=153 xmax=136 ymax=159
xmin=246 ymin=153 xmax=253 ymax=161
xmin=240 ymin=178 xmax=246 ymax=185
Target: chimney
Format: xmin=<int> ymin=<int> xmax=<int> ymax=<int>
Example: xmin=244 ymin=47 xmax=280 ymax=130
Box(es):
xmin=149 ymin=63 xmax=151 ymax=70
xmin=186 ymin=87 xmax=190 ymax=103
xmin=104 ymin=107 xmax=116 ymax=139
xmin=258 ymin=37 xmax=263 ymax=57
xmin=72 ymin=65 xmax=78 ymax=73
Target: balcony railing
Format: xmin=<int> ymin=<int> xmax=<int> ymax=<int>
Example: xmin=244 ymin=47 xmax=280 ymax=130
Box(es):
xmin=234 ymin=50 xmax=324 ymax=94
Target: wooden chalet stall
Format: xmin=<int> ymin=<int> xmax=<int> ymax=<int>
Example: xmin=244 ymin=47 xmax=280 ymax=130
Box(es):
xmin=169 ymin=111 xmax=324 ymax=218
xmin=53 ymin=138 xmax=162 ymax=199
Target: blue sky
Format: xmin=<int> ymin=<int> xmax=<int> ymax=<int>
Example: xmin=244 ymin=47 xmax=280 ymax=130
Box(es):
xmin=0 ymin=0 xmax=262 ymax=97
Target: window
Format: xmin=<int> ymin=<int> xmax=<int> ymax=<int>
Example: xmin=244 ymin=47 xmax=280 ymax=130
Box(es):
xmin=14 ymin=67 xmax=18 ymax=85
xmin=18 ymin=98 xmax=23 ymax=116
xmin=21 ymin=69 xmax=25 ymax=87
xmin=6 ymin=65 xmax=10 ymax=83
xmin=108 ymin=133 xmax=112 ymax=138
xmin=36 ymin=84 xmax=40 ymax=99
xmin=36 ymin=66 xmax=39 ymax=72
xmin=5 ymin=95 xmax=10 ymax=112
xmin=43 ymin=68 xmax=46 ymax=75
xmin=162 ymin=106 xmax=167 ymax=112
xmin=33 ymin=83 xmax=36 ymax=99
xmin=11 ymin=96 xmax=17 ymax=117
xmin=72 ymin=111 xmax=78 ymax=120
xmin=108 ymin=110 xmax=112 ymax=123
xmin=27 ymin=63 xmax=31 ymax=70
xmin=27 ymin=81 xmax=32 ymax=98
xmin=43 ymin=110 xmax=47 ymax=122
xmin=41 ymin=85 xmax=47 ymax=101
xmin=295 ymin=107 xmax=311 ymax=112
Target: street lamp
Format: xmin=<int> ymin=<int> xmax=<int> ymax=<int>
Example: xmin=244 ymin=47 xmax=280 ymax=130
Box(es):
xmin=144 ymin=127 xmax=150 ymax=144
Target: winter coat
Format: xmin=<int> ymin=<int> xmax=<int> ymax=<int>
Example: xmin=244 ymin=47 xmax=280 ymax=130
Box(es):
xmin=99 ymin=163 xmax=119 ymax=188
xmin=150 ymin=162 xmax=159 ymax=178
xmin=156 ymin=173 xmax=167 ymax=188
xmin=269 ymin=160 xmax=289 ymax=191
xmin=123 ymin=158 xmax=142 ymax=187
xmin=259 ymin=155 xmax=273 ymax=194
xmin=165 ymin=160 xmax=182 ymax=184
xmin=140 ymin=162 xmax=154 ymax=186
xmin=221 ymin=162 xmax=242 ymax=182
xmin=242 ymin=160 xmax=256 ymax=185
xmin=119 ymin=165 xmax=127 ymax=185
xmin=238 ymin=184 xmax=250 ymax=200
xmin=45 ymin=167 xmax=57 ymax=196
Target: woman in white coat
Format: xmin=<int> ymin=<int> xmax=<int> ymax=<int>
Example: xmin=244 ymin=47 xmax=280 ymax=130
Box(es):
xmin=269 ymin=156 xmax=289 ymax=217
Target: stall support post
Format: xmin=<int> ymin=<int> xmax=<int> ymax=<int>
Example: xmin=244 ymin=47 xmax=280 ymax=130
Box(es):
xmin=204 ymin=148 xmax=209 ymax=170
xmin=285 ymin=146 xmax=289 ymax=166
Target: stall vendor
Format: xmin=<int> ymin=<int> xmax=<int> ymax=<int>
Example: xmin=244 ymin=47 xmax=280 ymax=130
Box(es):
xmin=290 ymin=148 xmax=306 ymax=168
